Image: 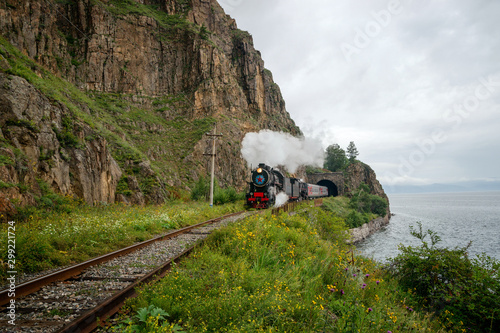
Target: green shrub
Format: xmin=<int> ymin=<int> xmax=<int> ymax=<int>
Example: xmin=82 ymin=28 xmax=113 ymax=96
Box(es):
xmin=199 ymin=25 xmax=210 ymax=40
xmin=0 ymin=180 xmax=15 ymax=189
xmin=53 ymin=127 xmax=79 ymax=148
xmin=213 ymin=186 xmax=244 ymax=205
xmin=39 ymin=147 xmax=55 ymax=161
xmin=53 ymin=115 xmax=80 ymax=148
xmin=0 ymin=153 xmax=14 ymax=166
xmin=370 ymin=195 xmax=388 ymax=216
xmin=190 ymin=176 xmax=209 ymax=201
xmin=349 ymin=183 xmax=388 ymax=217
xmin=345 ymin=210 xmax=368 ymax=228
xmin=5 ymin=119 xmax=39 ymax=132
xmin=212 ymin=187 xmax=228 ymax=205
xmin=13 ymin=179 xmax=75 ymax=220
xmin=116 ymin=175 xmax=131 ymax=195
xmin=115 ymin=304 xmax=184 ymax=332
xmin=15 ymin=233 xmax=57 ymax=273
xmin=349 ymin=184 xmax=372 ymax=213
xmin=191 ymin=177 xmax=243 ymax=205
xmin=138 ymin=176 xmax=159 ymax=195
xmin=388 ymin=222 xmax=500 ymax=332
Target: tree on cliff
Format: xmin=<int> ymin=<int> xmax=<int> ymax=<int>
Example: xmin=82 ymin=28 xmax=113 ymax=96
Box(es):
xmin=324 ymin=144 xmax=348 ymax=172
xmin=346 ymin=141 xmax=359 ymax=162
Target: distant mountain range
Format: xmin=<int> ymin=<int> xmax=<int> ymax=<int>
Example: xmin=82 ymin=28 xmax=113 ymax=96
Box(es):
xmin=383 ymin=180 xmax=500 ymax=194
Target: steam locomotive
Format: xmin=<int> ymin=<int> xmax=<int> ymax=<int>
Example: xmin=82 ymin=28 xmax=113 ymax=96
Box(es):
xmin=246 ymin=163 xmax=329 ymax=209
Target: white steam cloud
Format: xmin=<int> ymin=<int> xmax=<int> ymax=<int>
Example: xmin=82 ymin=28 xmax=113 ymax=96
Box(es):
xmin=274 ymin=193 xmax=289 ymax=207
xmin=241 ymin=130 xmax=325 ymax=173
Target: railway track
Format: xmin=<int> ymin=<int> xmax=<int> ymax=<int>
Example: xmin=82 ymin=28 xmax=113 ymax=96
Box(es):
xmin=0 ymin=211 xmax=249 ymax=333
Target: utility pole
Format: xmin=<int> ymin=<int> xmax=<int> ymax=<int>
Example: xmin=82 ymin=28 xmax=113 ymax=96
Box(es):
xmin=204 ymin=124 xmax=223 ymax=207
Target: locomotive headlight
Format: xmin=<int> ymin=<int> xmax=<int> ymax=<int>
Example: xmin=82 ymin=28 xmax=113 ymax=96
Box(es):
xmin=257 ymin=168 xmax=262 ymax=173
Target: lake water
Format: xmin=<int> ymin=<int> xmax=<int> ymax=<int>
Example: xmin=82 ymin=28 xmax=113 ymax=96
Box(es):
xmin=356 ymin=191 xmax=500 ymax=262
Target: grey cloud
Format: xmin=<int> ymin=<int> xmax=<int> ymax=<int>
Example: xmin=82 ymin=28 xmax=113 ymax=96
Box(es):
xmin=221 ymin=0 xmax=500 ymax=186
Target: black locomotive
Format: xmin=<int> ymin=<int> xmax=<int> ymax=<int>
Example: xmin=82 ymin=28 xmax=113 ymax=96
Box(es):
xmin=246 ymin=163 xmax=329 ymax=209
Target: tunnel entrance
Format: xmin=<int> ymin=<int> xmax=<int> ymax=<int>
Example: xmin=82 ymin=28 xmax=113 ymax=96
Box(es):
xmin=317 ymin=179 xmax=338 ymax=197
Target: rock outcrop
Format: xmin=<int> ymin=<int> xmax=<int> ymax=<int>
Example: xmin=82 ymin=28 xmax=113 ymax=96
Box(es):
xmin=0 ymin=73 xmax=122 ymax=206
xmin=344 ymin=162 xmax=391 ymax=216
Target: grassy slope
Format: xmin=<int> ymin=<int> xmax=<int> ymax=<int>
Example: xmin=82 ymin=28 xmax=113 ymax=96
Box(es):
xmin=0 ymin=200 xmax=243 ymax=282
xmin=112 ymin=202 xmax=447 ymax=333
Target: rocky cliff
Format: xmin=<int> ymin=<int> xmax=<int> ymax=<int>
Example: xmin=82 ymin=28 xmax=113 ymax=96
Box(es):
xmin=343 ymin=162 xmax=391 ymax=241
xmin=344 ymin=162 xmax=390 ymax=216
xmin=0 ymin=0 xmax=300 ymax=217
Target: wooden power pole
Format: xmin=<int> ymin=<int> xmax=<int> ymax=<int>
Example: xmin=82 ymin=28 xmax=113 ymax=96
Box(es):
xmin=204 ymin=124 xmax=223 ymax=207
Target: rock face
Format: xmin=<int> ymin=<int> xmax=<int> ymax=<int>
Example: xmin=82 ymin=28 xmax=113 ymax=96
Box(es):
xmin=0 ymin=0 xmax=300 ymax=211
xmin=0 ymin=192 xmax=17 ymax=222
xmin=0 ymin=0 xmax=297 ymax=129
xmin=0 ymin=73 xmax=122 ymax=206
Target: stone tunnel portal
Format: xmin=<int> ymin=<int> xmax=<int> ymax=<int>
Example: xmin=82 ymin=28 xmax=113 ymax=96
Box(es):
xmin=306 ymin=172 xmax=344 ymax=197
xmin=317 ymin=179 xmax=338 ymax=197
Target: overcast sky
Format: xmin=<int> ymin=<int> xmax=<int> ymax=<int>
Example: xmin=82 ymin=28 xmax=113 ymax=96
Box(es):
xmin=218 ymin=0 xmax=500 ymax=187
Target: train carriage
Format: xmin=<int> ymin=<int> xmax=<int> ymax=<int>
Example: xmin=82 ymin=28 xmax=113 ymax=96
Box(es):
xmin=302 ymin=183 xmax=329 ymax=199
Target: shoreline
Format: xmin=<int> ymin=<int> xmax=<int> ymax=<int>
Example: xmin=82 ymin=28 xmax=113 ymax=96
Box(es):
xmin=348 ymin=214 xmax=391 ymax=244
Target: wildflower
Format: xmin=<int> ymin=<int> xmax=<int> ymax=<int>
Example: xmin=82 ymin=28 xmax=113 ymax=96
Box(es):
xmin=368 ymin=308 xmax=373 ymax=312
xmin=366 ymin=274 xmax=370 ymax=277
xmin=353 ymin=274 xmax=357 ymax=277
xmin=376 ymin=280 xmax=380 ymax=284
xmin=340 ymin=289 xmax=344 ymax=295
xmin=362 ymin=283 xmax=367 ymax=289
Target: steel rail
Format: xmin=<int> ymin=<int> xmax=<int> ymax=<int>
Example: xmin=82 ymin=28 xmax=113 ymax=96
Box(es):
xmin=0 ymin=211 xmax=245 ymax=306
xmin=56 ymin=245 xmax=194 ymax=333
